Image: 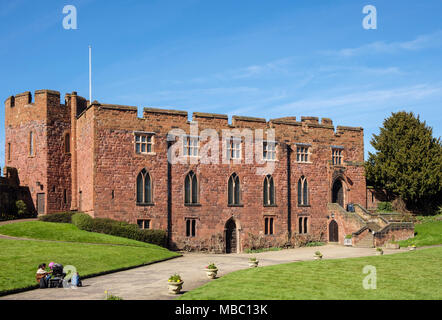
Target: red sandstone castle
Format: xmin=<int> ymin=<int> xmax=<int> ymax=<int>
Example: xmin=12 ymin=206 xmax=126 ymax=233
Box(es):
xmin=4 ymin=90 xmax=414 ymax=252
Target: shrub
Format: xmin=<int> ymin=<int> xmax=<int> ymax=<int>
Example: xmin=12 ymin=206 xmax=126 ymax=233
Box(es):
xmin=305 ymin=241 xmax=325 ymax=247
xmin=1 ymin=201 xmax=36 ymax=221
xmin=378 ymin=202 xmax=393 ymax=212
xmin=39 ymin=212 xmax=76 ymax=223
xmin=71 ymin=213 xmax=167 ymax=247
xmin=15 ymin=200 xmax=27 ymax=217
xmin=71 ymin=213 xmax=94 ymax=231
xmin=0 ymin=213 xmax=16 ymax=222
xmin=138 ymin=229 xmax=167 ymax=247
xmin=104 ymin=291 xmax=123 ymax=300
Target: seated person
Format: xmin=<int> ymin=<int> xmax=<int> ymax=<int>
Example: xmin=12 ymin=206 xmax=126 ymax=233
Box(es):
xmin=36 ymin=263 xmax=52 ymax=284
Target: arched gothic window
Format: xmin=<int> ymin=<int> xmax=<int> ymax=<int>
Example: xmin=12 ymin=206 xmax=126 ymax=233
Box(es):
xmin=185 ymin=171 xmax=199 ymax=204
xmin=263 ymin=175 xmax=275 ymax=205
xmin=228 ymin=173 xmax=241 ymax=205
xmin=298 ymin=176 xmax=308 ymax=205
xmin=136 ymin=169 xmax=152 ymax=204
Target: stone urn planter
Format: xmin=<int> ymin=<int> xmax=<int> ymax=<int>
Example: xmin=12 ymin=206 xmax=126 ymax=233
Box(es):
xmin=375 ymin=248 xmax=384 ymax=256
xmin=204 ymin=263 xmax=218 ymax=279
xmin=344 ymin=238 xmax=352 ymax=246
xmin=205 ymin=268 xmax=218 ymax=279
xmin=168 ymin=274 xmax=183 ymax=294
xmin=248 ymin=260 xmax=259 ymax=268
xmin=168 ymin=280 xmax=184 ymax=294
xmin=409 ymin=246 xmax=417 ymax=251
xmin=314 ymin=251 xmax=323 ymax=260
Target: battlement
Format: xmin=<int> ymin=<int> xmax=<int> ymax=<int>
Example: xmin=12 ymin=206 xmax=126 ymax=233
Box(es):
xmin=144 ymin=107 xmax=188 ymax=117
xmin=76 ymin=99 xmax=363 ymax=136
xmin=5 ymin=90 xmax=363 ymax=139
xmin=301 ymin=116 xmax=319 ymax=124
xmin=4 ymin=90 xmax=65 ymax=126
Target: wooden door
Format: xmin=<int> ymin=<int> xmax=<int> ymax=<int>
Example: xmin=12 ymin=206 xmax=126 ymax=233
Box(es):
xmin=37 ymin=193 xmax=45 ymax=214
xmin=329 ymin=220 xmax=339 ymax=242
xmin=225 ymin=219 xmax=237 ymax=253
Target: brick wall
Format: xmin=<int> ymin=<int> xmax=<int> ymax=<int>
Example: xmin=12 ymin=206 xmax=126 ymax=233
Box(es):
xmin=5 ymin=90 xmax=74 ymax=215
xmin=84 ymin=104 xmax=366 ymax=251
xmin=46 ymin=91 xmax=71 ymax=213
xmin=327 ymin=203 xmax=367 ymax=244
xmin=75 ymin=104 xmax=96 ymax=215
xmin=5 ymin=92 xmax=49 ymax=214
xmin=4 ymin=90 xmax=367 ymax=252
xmin=374 ymin=225 xmax=415 ymax=246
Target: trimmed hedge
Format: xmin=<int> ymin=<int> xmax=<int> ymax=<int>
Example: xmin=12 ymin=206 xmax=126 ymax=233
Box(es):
xmin=38 ymin=212 xmax=76 ymax=223
xmin=72 ymin=213 xmax=167 ymax=247
xmin=71 ymin=213 xmax=94 ymax=230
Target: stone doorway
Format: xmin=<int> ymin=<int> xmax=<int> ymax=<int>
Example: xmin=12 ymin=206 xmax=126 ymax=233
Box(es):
xmin=332 ymin=179 xmax=344 ymax=208
xmin=329 ymin=220 xmax=339 ymax=242
xmin=225 ymin=219 xmax=237 ymax=253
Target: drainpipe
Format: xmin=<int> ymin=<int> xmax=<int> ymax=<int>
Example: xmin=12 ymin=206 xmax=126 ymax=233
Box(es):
xmin=70 ymin=92 xmax=78 ymax=211
xmin=286 ymin=143 xmax=292 ymax=241
xmin=167 ymin=140 xmax=172 ymax=249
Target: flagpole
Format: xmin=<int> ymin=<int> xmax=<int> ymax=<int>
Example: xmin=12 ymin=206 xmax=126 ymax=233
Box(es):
xmin=89 ymin=45 xmax=92 ymax=104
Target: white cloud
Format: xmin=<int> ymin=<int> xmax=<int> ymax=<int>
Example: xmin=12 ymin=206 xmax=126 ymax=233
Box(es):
xmin=271 ymin=83 xmax=442 ymax=114
xmin=322 ymin=30 xmax=442 ymax=57
xmin=116 ymin=86 xmax=260 ymax=105
xmin=225 ymin=57 xmax=294 ymax=79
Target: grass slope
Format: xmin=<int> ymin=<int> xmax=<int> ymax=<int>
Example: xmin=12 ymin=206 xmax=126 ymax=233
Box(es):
xmin=0 ymin=221 xmax=179 ymax=293
xmin=398 ymin=219 xmax=442 ymax=247
xmin=179 ymin=247 xmax=442 ymax=300
xmin=0 ymin=238 xmax=178 ymax=293
xmin=0 ymin=221 xmax=153 ymax=247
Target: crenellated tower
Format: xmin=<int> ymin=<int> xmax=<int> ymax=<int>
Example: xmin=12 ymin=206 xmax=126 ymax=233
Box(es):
xmin=4 ymin=90 xmax=86 ymax=214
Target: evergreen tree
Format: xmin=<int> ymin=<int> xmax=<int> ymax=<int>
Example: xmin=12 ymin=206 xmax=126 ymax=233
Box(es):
xmin=365 ymin=111 xmax=442 ymax=212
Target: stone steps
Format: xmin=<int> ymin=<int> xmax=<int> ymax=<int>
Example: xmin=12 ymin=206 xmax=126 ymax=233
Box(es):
xmin=354 ymin=235 xmax=374 ymax=248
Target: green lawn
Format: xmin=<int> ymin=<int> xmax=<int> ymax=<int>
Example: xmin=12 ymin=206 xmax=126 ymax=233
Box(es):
xmin=398 ymin=219 xmax=442 ymax=247
xmin=178 ymin=247 xmax=442 ymax=300
xmin=0 ymin=221 xmax=154 ymax=247
xmin=0 ymin=222 xmax=179 ymax=293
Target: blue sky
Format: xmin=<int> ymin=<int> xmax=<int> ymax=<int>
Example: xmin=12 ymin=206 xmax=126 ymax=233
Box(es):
xmin=1 ymin=0 xmax=441 ymax=166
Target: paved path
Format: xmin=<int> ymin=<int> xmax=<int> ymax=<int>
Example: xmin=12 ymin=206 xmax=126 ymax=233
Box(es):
xmin=0 ymin=244 xmax=409 ymax=300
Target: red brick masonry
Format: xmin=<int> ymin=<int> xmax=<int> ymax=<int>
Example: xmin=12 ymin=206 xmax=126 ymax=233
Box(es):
xmin=5 ymin=89 xmax=411 ymax=252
